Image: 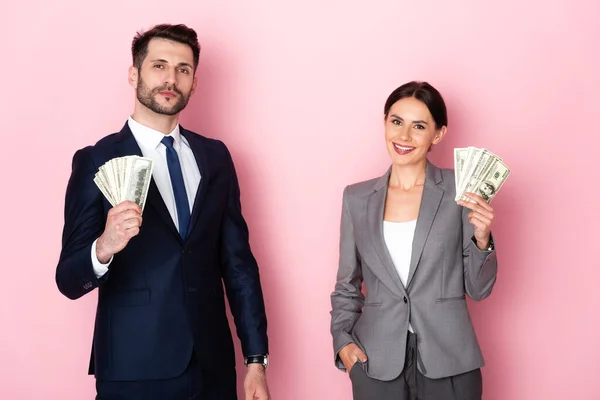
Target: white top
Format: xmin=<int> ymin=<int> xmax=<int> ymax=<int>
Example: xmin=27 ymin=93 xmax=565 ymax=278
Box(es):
xmin=90 ymin=116 xmax=201 ymax=278
xmin=383 ymin=219 xmax=417 ymax=332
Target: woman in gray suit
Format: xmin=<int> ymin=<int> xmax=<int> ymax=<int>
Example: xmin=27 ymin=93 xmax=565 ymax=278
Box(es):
xmin=330 ymin=81 xmax=498 ymax=400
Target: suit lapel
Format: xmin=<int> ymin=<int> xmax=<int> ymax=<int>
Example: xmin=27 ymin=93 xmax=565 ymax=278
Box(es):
xmin=181 ymin=128 xmax=210 ymax=239
xmin=406 ymin=161 xmax=444 ymax=286
xmin=114 ymin=123 xmax=180 ymax=239
xmin=366 ymin=169 xmax=408 ymax=297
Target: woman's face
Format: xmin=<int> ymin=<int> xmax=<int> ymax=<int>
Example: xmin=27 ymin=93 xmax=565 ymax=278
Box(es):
xmin=384 ymin=97 xmax=446 ymax=166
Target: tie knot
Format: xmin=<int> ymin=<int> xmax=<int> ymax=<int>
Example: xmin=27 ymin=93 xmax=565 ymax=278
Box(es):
xmin=161 ymin=136 xmax=175 ymax=149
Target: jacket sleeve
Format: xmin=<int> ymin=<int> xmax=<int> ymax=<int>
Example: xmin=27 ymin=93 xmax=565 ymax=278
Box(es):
xmin=330 ymin=186 xmax=364 ymax=371
xmin=218 ymin=142 xmax=269 ymax=357
xmin=462 ymin=205 xmax=498 ymax=301
xmin=56 ymin=147 xmax=106 ymax=300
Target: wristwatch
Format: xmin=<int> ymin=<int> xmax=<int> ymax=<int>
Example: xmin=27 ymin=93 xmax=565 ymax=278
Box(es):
xmin=473 ymin=236 xmax=494 ymax=251
xmin=244 ymin=354 xmax=268 ymax=369
xmin=485 ymin=236 xmax=495 ymax=251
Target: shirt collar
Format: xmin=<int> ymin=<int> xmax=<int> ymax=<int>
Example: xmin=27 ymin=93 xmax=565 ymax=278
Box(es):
xmin=127 ymin=116 xmax=182 ymax=150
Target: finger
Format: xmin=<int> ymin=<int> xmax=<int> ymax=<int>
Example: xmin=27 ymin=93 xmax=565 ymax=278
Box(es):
xmin=468 ymin=215 xmax=488 ymax=232
xmin=122 ymin=214 xmax=143 ymax=227
xmin=461 ymin=201 xmax=494 ymax=220
xmin=245 ymin=387 xmax=254 ymax=400
xmin=354 ymin=349 xmax=368 ymax=362
xmin=119 ymin=218 xmax=142 ymax=230
xmin=111 ymin=216 xmax=140 ymax=232
xmin=468 ymin=212 xmax=492 ymax=227
xmin=116 ymin=209 xmax=143 ymax=223
xmin=125 ymin=227 xmax=140 ymax=238
xmin=115 ymin=201 xmax=142 ymax=214
xmin=110 ymin=211 xmax=142 ymax=228
xmin=463 ymin=193 xmax=494 ymax=212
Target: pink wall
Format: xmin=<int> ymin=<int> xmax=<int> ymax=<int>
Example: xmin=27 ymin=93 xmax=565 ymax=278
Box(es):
xmin=1 ymin=0 xmax=599 ymax=399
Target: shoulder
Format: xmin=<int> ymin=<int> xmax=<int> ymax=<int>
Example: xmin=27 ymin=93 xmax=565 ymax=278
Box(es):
xmin=69 ymin=132 xmax=121 ymax=169
xmin=344 ymin=176 xmax=381 ymax=198
xmin=181 ymin=127 xmax=230 ymax=158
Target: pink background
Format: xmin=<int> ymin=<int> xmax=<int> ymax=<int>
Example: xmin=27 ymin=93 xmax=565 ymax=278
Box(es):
xmin=1 ymin=0 xmax=599 ymax=399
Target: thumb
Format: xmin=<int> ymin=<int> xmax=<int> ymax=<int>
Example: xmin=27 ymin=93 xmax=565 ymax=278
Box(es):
xmin=356 ymin=349 xmax=368 ymax=363
xmin=245 ymin=384 xmax=254 ymax=400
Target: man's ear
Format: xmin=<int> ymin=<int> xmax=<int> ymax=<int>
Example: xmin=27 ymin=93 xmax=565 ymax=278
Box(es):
xmin=128 ymin=66 xmax=139 ymax=89
xmin=191 ymin=76 xmax=198 ymax=95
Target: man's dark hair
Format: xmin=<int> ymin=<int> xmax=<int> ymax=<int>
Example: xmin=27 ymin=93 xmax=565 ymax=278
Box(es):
xmin=131 ymin=24 xmax=200 ymax=71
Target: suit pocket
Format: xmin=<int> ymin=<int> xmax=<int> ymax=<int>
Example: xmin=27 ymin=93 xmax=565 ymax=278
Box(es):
xmin=349 ymin=360 xmax=363 ymax=377
xmin=435 ymin=295 xmax=466 ymax=303
xmin=112 ymin=289 xmax=150 ymax=306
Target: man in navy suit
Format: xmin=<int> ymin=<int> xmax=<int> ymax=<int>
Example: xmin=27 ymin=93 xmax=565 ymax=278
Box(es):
xmin=55 ymin=24 xmax=270 ymax=400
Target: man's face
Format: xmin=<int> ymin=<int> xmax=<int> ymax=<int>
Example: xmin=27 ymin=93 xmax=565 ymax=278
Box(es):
xmin=482 ymin=182 xmax=494 ymax=196
xmin=130 ymin=38 xmax=197 ymax=116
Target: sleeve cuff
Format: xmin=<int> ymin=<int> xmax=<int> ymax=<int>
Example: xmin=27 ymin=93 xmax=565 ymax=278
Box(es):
xmin=91 ymin=239 xmax=112 ymax=278
xmin=471 ymin=235 xmax=495 ymax=252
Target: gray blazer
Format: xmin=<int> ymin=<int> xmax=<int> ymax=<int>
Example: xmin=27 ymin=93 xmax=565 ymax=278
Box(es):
xmin=330 ymin=161 xmax=498 ymax=380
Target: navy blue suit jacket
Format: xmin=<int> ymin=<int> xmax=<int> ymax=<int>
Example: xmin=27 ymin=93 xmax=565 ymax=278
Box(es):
xmin=56 ymin=122 xmax=268 ymax=381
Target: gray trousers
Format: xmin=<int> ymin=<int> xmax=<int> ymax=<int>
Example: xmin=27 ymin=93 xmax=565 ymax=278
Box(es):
xmin=350 ymin=333 xmax=482 ymax=400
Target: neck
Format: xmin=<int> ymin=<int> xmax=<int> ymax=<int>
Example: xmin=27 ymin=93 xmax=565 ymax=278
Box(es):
xmin=132 ymin=103 xmax=179 ymax=135
xmin=389 ymin=159 xmax=427 ymax=190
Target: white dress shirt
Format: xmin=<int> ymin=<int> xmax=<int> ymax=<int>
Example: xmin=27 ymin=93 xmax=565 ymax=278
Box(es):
xmin=91 ymin=116 xmax=201 ymax=278
xmin=383 ymin=219 xmax=417 ymax=333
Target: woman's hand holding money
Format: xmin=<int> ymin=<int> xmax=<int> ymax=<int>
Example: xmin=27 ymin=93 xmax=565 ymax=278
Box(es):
xmin=458 ymin=193 xmax=494 ymax=250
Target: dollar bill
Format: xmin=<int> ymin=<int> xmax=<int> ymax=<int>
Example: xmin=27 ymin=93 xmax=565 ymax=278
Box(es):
xmin=93 ymin=156 xmax=154 ymax=211
xmin=457 ymin=149 xmax=496 ymax=201
xmin=453 ymin=147 xmax=509 ymax=204
xmin=469 ymin=158 xmax=510 ymax=203
xmin=122 ymin=157 xmax=153 ymax=210
xmin=456 ymin=147 xmax=483 ymax=200
xmin=454 ymin=147 xmax=468 ymax=190
xmin=94 ymin=175 xmax=116 ymax=207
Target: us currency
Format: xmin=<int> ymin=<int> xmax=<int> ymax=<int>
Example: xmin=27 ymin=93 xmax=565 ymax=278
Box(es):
xmin=456 ymin=147 xmax=484 ymax=201
xmin=94 ymin=175 xmax=116 ymax=207
xmin=95 ymin=169 xmax=115 ymax=205
xmin=469 ymin=158 xmax=510 ymax=203
xmin=457 ymin=149 xmax=496 ymax=202
xmin=93 ymin=156 xmax=154 ymax=211
xmin=454 ymin=148 xmax=468 ymax=190
xmin=121 ymin=157 xmax=153 ymax=210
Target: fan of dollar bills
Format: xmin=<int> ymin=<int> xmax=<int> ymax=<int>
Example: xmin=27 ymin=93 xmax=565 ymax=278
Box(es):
xmin=454 ymin=147 xmax=510 ymax=203
xmin=93 ymin=156 xmax=154 ymax=210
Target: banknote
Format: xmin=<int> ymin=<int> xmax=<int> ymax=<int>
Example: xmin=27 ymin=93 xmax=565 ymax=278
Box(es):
xmin=454 ymin=147 xmax=509 ymax=203
xmin=453 ymin=147 xmax=468 ymax=190
xmin=93 ymin=156 xmax=154 ymax=211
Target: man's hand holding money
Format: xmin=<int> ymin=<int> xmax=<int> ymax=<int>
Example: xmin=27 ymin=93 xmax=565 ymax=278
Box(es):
xmin=96 ymin=201 xmax=143 ymax=263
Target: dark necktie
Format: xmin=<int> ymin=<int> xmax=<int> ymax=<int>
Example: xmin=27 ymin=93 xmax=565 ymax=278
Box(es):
xmin=161 ymin=136 xmax=190 ymax=238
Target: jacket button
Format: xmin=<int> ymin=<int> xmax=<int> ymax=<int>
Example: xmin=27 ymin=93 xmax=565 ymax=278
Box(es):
xmin=403 ymin=296 xmax=408 ymax=304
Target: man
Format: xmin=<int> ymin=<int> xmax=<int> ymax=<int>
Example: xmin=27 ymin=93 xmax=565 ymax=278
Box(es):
xmin=55 ymin=24 xmax=270 ymax=400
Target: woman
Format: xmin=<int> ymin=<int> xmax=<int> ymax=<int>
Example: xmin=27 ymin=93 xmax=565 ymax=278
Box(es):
xmin=330 ymin=81 xmax=497 ymax=400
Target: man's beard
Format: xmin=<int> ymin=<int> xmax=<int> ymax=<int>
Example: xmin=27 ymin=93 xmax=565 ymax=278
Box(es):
xmin=136 ymin=75 xmax=191 ymax=116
